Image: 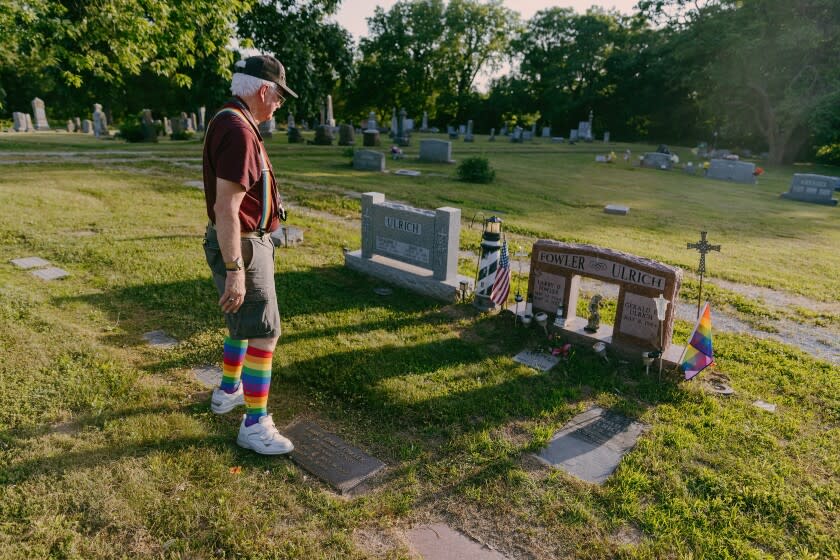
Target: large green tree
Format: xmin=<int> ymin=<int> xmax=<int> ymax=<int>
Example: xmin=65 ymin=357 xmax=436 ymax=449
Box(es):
xmin=1 ymin=0 xmax=251 ymax=118
xmin=237 ymin=0 xmax=354 ymax=123
xmin=641 ymin=0 xmax=840 ymax=163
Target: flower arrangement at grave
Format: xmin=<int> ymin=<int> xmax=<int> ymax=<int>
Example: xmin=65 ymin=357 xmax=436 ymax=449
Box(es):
xmin=753 ymin=166 xmax=764 ymax=176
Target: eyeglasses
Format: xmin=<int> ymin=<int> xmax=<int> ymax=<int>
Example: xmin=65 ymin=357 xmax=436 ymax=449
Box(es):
xmin=274 ymin=86 xmax=286 ymax=105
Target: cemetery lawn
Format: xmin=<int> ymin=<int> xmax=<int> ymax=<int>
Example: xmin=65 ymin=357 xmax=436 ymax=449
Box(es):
xmin=0 ymin=135 xmax=838 ymax=559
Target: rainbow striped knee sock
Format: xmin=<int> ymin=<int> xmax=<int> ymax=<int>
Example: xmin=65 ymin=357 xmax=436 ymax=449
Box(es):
xmin=242 ymin=346 xmax=273 ymax=427
xmin=220 ymin=337 xmax=248 ymax=393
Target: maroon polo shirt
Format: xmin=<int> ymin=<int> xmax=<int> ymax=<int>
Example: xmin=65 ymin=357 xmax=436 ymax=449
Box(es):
xmin=202 ymin=99 xmax=280 ymax=233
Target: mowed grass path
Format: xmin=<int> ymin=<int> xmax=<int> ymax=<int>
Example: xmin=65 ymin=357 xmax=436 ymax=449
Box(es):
xmin=0 ymin=135 xmax=837 ymax=558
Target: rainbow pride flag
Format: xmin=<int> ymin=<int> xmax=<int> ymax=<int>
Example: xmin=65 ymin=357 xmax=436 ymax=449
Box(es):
xmin=681 ymin=302 xmax=714 ymax=380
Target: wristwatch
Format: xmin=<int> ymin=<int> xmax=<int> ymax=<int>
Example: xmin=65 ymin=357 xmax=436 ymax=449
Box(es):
xmin=224 ymin=257 xmax=244 ymax=271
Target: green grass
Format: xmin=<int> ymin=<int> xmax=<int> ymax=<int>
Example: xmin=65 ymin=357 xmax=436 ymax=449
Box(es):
xmin=0 ymin=134 xmax=837 ymax=559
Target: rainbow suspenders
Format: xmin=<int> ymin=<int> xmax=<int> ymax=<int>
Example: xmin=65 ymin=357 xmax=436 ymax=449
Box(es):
xmin=205 ymin=101 xmax=279 ymax=235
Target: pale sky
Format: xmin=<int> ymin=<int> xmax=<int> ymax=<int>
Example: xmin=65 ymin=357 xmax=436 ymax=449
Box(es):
xmin=335 ymin=0 xmax=642 ymax=41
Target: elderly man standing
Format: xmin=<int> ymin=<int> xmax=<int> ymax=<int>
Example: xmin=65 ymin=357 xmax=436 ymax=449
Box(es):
xmin=202 ymin=55 xmax=296 ymax=454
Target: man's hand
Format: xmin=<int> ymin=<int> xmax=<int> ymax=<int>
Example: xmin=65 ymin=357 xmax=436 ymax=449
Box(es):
xmin=220 ymin=270 xmax=246 ymax=313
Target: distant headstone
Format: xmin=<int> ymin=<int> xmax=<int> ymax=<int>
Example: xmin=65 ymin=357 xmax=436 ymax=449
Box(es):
xmin=181 ymin=112 xmax=194 ymax=132
xmin=259 ymin=117 xmax=276 ymax=139
xmin=447 ymin=125 xmax=459 ymax=139
xmin=533 ymin=407 xmax=648 ymax=484
xmin=189 ymin=112 xmax=198 ymax=131
xmin=706 ymin=159 xmax=756 ymax=184
xmin=198 ymin=106 xmax=206 ymax=131
xmin=780 ymin=174 xmax=838 ymax=205
xmin=325 ymin=95 xmax=335 ymax=128
xmin=353 ymin=150 xmax=386 ymax=172
xmin=284 ymin=420 xmax=385 ymax=494
xmin=314 ymin=124 xmax=334 ymax=145
xmin=25 ymin=114 xmax=34 ymax=132
xmin=489 ymin=128 xmax=496 ymax=142
xmin=542 ymin=126 xmax=551 ymax=138
xmin=31 ymin=98 xmax=50 ymax=130
xmin=513 ymin=350 xmax=559 ymax=372
xmin=270 ymin=225 xmax=304 ymax=247
xmin=92 ymin=104 xmax=108 ymax=137
xmin=344 ymin=192 xmax=470 ymax=302
xmin=11 ymin=256 xmax=51 ymax=269
xmin=287 ymin=127 xmax=303 ymax=143
xmin=366 ymin=111 xmax=377 ymax=131
xmin=12 ymin=112 xmax=26 ymax=132
xmin=66 ymin=119 xmax=75 ymax=133
xmin=338 ymin=124 xmax=355 ymax=146
xmin=191 ymin=365 xmax=222 ymax=388
xmin=74 ymin=117 xmax=82 ymax=132
xmin=287 ymin=112 xmax=295 ymax=129
xmin=141 ymin=109 xmax=157 ymax=142
xmin=511 ymin=127 xmax=523 ymax=143
xmin=395 ymin=108 xmax=409 ymax=146
xmin=142 ymin=330 xmax=178 ymax=349
xmin=32 ymin=267 xmax=69 ymax=281
xmin=362 ymin=130 xmax=381 ymax=147
xmin=578 ymin=121 xmax=592 ymax=141
xmin=464 ymin=119 xmax=474 ymax=142
xmin=419 ymin=139 xmax=454 ymax=163
xmin=458 ymin=124 xmax=466 ymax=135
xmin=81 ymin=120 xmax=93 ymax=134
xmin=421 ymin=111 xmax=429 ymax=132
xmin=570 ymin=129 xmax=579 ymax=141
xmin=641 ymin=152 xmax=673 ymax=170
xmin=603 ymin=131 xmax=610 ymax=143
xmin=394 ymin=169 xmax=421 ymax=176
xmin=604 ymin=205 xmax=629 ymax=215
xmin=163 ymin=117 xmax=172 ymax=135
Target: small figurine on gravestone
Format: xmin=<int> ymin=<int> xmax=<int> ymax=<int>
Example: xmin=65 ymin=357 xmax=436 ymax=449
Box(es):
xmin=584 ymin=294 xmax=602 ymax=333
xmin=390 ymin=145 xmax=404 ymax=160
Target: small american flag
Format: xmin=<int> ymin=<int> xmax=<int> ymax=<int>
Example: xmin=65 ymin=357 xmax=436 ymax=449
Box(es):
xmin=490 ymin=240 xmax=511 ymax=306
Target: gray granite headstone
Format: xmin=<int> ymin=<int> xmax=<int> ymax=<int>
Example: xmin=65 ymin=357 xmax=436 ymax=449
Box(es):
xmin=407 ymin=523 xmax=509 ymax=560
xmin=284 ymin=420 xmax=385 ymax=494
xmin=534 ymin=407 xmax=648 ymax=484
xmin=641 ymin=152 xmax=673 ymax=170
xmin=542 ymin=126 xmax=551 ymax=138
xmin=513 ymin=350 xmax=560 ymax=372
xmin=464 ymin=119 xmax=474 ymax=142
xmin=192 ymin=365 xmax=222 ymax=388
xmin=12 ymin=112 xmax=26 ymax=132
xmin=31 ymin=98 xmax=50 ymax=130
xmin=604 ymin=204 xmax=629 ymax=215
xmin=74 ymin=117 xmax=82 ymax=132
xmin=92 ymin=104 xmax=108 ymax=137
xmin=25 ymin=114 xmax=34 ymax=132
xmin=31 ymin=267 xmax=69 ymax=280
xmin=419 ymin=139 xmax=454 ymax=163
xmin=604 ymin=131 xmax=610 ymax=143
xmin=11 ymin=256 xmax=51 ymax=269
xmin=259 ymin=117 xmax=276 ymax=139
xmin=362 ymin=130 xmax=381 ymax=147
xmin=142 ymin=330 xmax=178 ymax=349
xmin=781 ymin=174 xmax=838 ymax=206
xmin=570 ymin=129 xmax=579 ymax=141
xmin=82 ymin=119 xmax=93 ymax=134
xmin=353 ymin=150 xmax=386 ymax=172
xmin=706 ymin=159 xmax=756 ymax=184
xmin=338 ymin=124 xmax=355 ymax=146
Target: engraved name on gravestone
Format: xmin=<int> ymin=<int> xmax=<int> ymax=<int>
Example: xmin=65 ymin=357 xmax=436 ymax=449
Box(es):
xmin=527 ymin=240 xmax=681 ymax=349
xmin=345 ymin=192 xmax=468 ymax=302
xmin=781 ymin=174 xmax=838 ymax=206
xmin=285 ymin=420 xmax=385 ymax=494
xmin=534 ymin=407 xmax=648 ymax=484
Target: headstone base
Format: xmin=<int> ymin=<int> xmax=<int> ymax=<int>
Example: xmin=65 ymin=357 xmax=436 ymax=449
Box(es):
xmin=544 ymin=316 xmax=684 ymax=370
xmin=345 ymin=250 xmax=472 ymax=303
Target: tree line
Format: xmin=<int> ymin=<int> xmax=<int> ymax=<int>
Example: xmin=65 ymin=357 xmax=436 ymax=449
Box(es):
xmin=1 ymin=0 xmax=838 ymax=164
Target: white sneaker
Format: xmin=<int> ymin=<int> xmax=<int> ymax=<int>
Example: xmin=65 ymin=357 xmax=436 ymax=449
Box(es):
xmin=210 ymin=384 xmax=244 ymax=414
xmin=236 ymin=415 xmax=294 ymax=455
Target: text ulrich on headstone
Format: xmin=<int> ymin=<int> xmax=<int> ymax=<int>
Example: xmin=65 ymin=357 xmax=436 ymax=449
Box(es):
xmin=345 ymin=192 xmax=472 ymax=302
xmin=528 ymin=240 xmax=683 ymax=359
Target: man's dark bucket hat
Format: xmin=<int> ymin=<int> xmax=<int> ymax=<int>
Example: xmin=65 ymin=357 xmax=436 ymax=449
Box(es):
xmin=238 ymin=55 xmax=298 ymax=99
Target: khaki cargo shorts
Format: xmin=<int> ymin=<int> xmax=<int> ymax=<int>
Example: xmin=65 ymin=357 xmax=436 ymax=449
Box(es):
xmin=203 ymin=225 xmax=281 ymax=339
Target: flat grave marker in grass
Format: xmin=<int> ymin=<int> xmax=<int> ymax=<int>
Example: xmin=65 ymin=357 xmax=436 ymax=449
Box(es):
xmin=284 ymin=419 xmax=385 ymax=495
xmin=406 ymin=523 xmax=509 ymax=560
xmin=752 ymin=400 xmax=777 ymax=413
xmin=11 ymin=256 xmax=51 ymax=269
xmin=31 ymin=267 xmax=69 ymax=280
xmin=142 ymin=330 xmax=179 ymax=349
xmin=270 ymin=226 xmax=304 ymax=247
xmin=191 ymin=364 xmax=222 ymax=388
xmin=533 ymin=407 xmax=648 ymax=484
xmin=513 ymin=349 xmax=560 ymax=372
xmin=604 ymin=204 xmax=629 ymax=215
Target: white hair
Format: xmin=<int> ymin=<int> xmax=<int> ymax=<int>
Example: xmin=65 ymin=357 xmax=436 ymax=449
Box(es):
xmin=230 ymin=72 xmax=275 ymax=97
